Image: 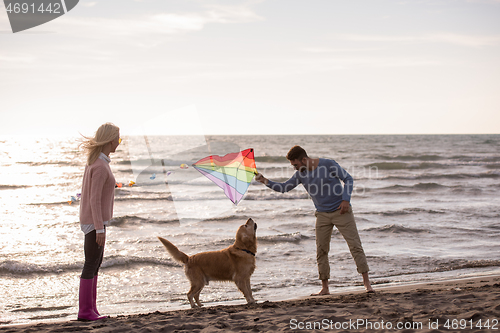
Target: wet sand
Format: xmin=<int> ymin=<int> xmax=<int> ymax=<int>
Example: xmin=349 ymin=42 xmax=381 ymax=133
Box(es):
xmin=1 ymin=275 xmax=499 ymax=332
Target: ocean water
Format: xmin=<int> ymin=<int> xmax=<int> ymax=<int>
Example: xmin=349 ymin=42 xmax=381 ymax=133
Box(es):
xmin=1 ymin=134 xmax=499 ymax=325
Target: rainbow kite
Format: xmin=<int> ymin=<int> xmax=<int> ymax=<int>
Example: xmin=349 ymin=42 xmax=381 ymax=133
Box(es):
xmin=192 ymin=148 xmax=258 ymax=205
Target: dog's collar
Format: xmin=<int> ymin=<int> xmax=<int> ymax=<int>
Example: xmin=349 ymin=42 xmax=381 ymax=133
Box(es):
xmin=237 ymin=248 xmax=255 ymax=256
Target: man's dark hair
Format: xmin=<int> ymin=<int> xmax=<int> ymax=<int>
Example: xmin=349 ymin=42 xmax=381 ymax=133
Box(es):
xmin=286 ymin=145 xmax=308 ymax=161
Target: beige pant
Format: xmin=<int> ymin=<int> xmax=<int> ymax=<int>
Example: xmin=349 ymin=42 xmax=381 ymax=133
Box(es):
xmin=315 ymin=208 xmax=369 ymax=280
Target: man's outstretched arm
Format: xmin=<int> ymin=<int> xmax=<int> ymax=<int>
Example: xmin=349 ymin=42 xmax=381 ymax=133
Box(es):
xmin=255 ymin=173 xmax=300 ymax=193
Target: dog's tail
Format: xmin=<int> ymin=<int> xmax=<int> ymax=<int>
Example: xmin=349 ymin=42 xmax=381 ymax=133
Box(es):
xmin=157 ymin=237 xmax=189 ymax=264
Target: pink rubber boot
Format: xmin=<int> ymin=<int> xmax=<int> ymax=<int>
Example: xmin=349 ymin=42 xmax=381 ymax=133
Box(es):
xmin=92 ymin=275 xmax=107 ymax=318
xmin=78 ymin=278 xmax=107 ymax=321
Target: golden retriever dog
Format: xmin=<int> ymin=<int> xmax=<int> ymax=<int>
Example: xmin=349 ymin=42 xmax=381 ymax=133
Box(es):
xmin=158 ymin=218 xmax=257 ymax=308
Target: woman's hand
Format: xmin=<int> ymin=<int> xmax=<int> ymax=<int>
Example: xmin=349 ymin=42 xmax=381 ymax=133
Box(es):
xmin=96 ymin=232 xmax=106 ymax=247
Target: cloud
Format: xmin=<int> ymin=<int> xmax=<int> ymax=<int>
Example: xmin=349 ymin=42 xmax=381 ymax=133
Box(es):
xmin=286 ymin=56 xmax=442 ymax=73
xmin=0 ymin=54 xmax=37 ymax=63
xmin=57 ymin=4 xmax=263 ymax=37
xmin=302 ymin=47 xmax=382 ymax=53
xmin=80 ymin=2 xmax=97 ymax=7
xmin=155 ymin=55 xmax=444 ymax=83
xmin=0 ymin=5 xmax=9 ymax=27
xmin=334 ymin=33 xmax=500 ymax=47
xmin=466 ymin=0 xmax=500 ymax=3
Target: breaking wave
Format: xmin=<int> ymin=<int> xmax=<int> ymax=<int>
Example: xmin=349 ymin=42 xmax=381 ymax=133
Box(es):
xmin=381 ymin=171 xmax=500 ymax=181
xmin=258 ymin=232 xmax=310 ymax=244
xmin=0 ymin=185 xmax=30 ymax=190
xmin=255 ymin=156 xmax=288 ymax=163
xmin=363 ymin=224 xmax=431 ymax=234
xmin=359 ymin=208 xmax=446 ymax=216
xmin=366 ymin=183 xmax=448 ymax=193
xmin=370 ymin=258 xmax=500 ymax=279
xmin=376 ymin=154 xmax=444 ymax=161
xmin=366 ymin=162 xmax=449 ymax=170
xmin=16 ymin=160 xmax=82 ymax=167
xmin=111 ymin=215 xmax=180 ymax=227
xmin=0 ymin=256 xmax=177 ymax=276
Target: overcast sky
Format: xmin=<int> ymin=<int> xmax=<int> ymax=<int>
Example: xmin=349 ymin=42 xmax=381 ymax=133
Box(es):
xmin=1 ymin=0 xmax=499 ymax=136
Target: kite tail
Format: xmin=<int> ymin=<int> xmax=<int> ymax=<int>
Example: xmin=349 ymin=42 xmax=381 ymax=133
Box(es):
xmin=158 ymin=237 xmax=189 ymax=264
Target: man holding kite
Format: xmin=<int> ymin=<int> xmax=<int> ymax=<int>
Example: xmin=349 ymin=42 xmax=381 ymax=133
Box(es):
xmin=255 ymin=145 xmax=374 ymax=295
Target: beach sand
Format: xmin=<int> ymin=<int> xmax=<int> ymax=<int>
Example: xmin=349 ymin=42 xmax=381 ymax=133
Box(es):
xmin=1 ymin=275 xmax=499 ymax=332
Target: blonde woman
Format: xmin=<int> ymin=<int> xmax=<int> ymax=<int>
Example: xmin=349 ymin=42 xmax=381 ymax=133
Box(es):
xmin=77 ymin=123 xmax=120 ymax=321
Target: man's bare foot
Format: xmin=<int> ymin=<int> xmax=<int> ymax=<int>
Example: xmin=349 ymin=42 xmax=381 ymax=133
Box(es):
xmin=362 ymin=272 xmax=374 ymax=293
xmin=311 ymin=289 xmax=330 ymax=296
xmin=311 ymin=279 xmax=330 ymax=296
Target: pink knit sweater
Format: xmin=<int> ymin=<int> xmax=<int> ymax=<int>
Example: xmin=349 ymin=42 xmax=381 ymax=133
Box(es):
xmin=79 ymin=155 xmax=115 ymax=230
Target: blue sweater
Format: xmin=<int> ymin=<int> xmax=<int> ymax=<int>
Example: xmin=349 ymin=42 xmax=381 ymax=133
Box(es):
xmin=266 ymin=158 xmax=353 ymax=212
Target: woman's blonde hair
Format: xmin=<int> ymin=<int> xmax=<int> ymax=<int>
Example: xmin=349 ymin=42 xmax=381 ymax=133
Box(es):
xmin=80 ymin=122 xmax=120 ymax=165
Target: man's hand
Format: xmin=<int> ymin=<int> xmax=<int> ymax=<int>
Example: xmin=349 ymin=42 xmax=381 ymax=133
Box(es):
xmin=255 ymin=173 xmax=269 ymax=185
xmin=339 ymin=200 xmax=350 ymax=215
xmin=96 ymin=233 xmax=106 ymax=247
